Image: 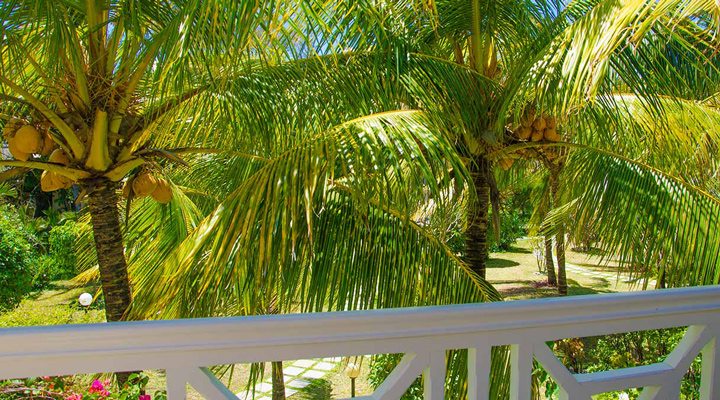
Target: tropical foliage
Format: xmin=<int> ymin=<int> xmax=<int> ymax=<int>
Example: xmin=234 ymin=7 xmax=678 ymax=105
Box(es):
xmin=2 ymin=0 xmax=720 ymax=399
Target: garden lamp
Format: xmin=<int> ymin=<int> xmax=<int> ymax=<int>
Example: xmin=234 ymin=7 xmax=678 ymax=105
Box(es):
xmin=346 ymin=362 xmax=360 ymax=397
xmin=78 ymin=292 xmax=93 ymax=312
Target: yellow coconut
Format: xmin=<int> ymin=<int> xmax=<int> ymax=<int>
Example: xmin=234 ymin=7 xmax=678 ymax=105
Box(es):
xmin=151 ymin=179 xmax=173 ymax=204
xmin=40 ymin=171 xmax=62 ymax=192
xmin=14 ymin=125 xmax=42 ymax=154
xmin=2 ymin=118 xmax=23 ymax=140
xmin=49 ymin=149 xmax=70 ymax=165
xmin=7 ymin=137 xmax=31 ymax=161
xmin=546 ymin=116 xmax=557 ymax=129
xmin=544 ymin=128 xmax=561 ymax=142
xmin=57 ymin=173 xmax=74 ymax=189
xmin=516 ymin=126 xmax=532 ymax=140
xmin=132 ymin=172 xmax=158 ymax=197
xmin=532 ymin=117 xmax=547 ymax=131
xmin=499 ymin=158 xmax=515 ymax=170
xmin=40 ymin=132 xmax=56 ymax=156
xmin=531 ymin=129 xmax=544 ymax=142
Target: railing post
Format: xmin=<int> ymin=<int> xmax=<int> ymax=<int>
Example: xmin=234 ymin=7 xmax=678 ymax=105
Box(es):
xmin=423 ymin=351 xmax=446 ymax=400
xmin=467 ymin=347 xmax=490 ymax=400
xmin=701 ymin=337 xmax=720 ymax=400
xmin=510 ymin=344 xmax=533 ymax=400
xmin=166 ymin=369 xmax=187 ymax=400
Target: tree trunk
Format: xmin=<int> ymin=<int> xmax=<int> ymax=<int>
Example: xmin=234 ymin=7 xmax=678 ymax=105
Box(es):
xmin=545 ymin=236 xmax=557 ymax=286
xmin=87 ymin=180 xmax=132 ymax=321
xmin=86 ymin=179 xmax=134 ymax=385
xmin=466 ymin=156 xmax=490 ymax=279
xmin=550 ymin=173 xmax=567 ymax=296
xmin=272 ymin=361 xmax=286 ymax=400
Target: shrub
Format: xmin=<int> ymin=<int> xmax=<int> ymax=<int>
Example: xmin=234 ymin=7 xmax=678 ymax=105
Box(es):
xmin=47 ymin=221 xmax=80 ymax=278
xmin=0 ymin=205 xmax=38 ymax=310
xmin=489 ymin=208 xmax=528 ymax=252
xmin=0 ymin=373 xmax=165 ymax=400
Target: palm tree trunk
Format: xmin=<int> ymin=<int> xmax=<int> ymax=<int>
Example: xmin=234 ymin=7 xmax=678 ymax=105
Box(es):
xmin=466 ymin=156 xmax=490 ymax=279
xmin=86 ymin=180 xmax=132 ymax=321
xmin=86 ymin=179 xmax=134 ymax=385
xmin=272 ymin=361 xmax=286 ymax=400
xmin=549 ymin=173 xmax=567 ymax=295
xmin=545 ymin=236 xmax=557 ymax=286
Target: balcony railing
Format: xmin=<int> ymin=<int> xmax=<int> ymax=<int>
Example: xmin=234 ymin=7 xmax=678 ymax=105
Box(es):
xmin=1 ymin=286 xmax=719 ymax=399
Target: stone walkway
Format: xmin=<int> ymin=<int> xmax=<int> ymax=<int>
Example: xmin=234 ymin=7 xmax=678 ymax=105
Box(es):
xmin=566 ymin=262 xmax=656 ymax=288
xmin=237 ymin=357 xmax=342 ymax=399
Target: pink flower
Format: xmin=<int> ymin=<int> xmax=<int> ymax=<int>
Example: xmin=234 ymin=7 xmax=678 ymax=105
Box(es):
xmin=65 ymin=394 xmax=82 ymax=400
xmin=100 ymin=390 xmax=111 ymax=397
xmin=139 ymin=395 xmax=151 ymax=400
xmin=89 ymin=379 xmax=104 ymax=393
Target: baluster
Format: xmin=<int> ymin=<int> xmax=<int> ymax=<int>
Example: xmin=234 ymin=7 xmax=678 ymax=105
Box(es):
xmin=467 ymin=347 xmax=490 ymax=400
xmin=701 ymin=337 xmax=720 ymax=400
xmin=510 ymin=344 xmax=533 ymax=400
xmin=423 ymin=351 xmax=446 ymax=400
xmin=422 ymin=351 xmax=446 ymax=400
xmin=166 ymin=369 xmax=188 ymax=400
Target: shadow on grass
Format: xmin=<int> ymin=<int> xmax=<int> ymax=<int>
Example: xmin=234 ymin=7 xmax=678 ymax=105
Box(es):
xmin=498 ymin=278 xmax=616 ymax=300
xmin=291 ymin=378 xmax=333 ymax=400
xmin=486 ymin=258 xmax=521 ymax=269
xmin=567 ymin=279 xmax=614 ymax=296
xmin=499 ymin=245 xmax=532 ymax=254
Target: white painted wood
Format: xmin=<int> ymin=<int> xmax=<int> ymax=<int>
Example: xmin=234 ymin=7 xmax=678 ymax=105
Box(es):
xmin=422 ymin=351 xmax=445 ymax=400
xmin=701 ymin=337 xmax=720 ymax=400
xmin=664 ymin=325 xmax=711 ymax=371
xmin=467 ymin=346 xmax=490 ymax=400
xmin=575 ymin=362 xmax=674 ymax=393
xmin=165 ymin=369 xmax=188 ymax=400
xmin=532 ymin=343 xmax=589 ymax=398
xmin=184 ymin=367 xmax=237 ymax=400
xmin=0 ymin=286 xmax=718 ymax=399
xmin=373 ymin=353 xmax=425 ymax=400
xmin=510 ymin=344 xmax=532 ymax=400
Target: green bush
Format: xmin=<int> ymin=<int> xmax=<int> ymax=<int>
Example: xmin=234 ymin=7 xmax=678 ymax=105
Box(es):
xmin=489 ymin=208 xmax=528 ymax=252
xmin=47 ymin=222 xmax=80 ymax=278
xmin=0 ymin=206 xmax=38 ymax=310
xmin=539 ymin=329 xmax=701 ymax=399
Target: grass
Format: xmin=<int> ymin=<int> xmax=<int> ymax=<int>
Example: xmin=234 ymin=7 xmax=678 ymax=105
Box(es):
xmin=487 ymin=238 xmax=638 ymax=300
xmin=0 ymin=280 xmax=104 ymax=327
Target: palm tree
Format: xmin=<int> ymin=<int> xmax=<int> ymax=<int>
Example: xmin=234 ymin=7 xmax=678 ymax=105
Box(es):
xmin=512 ymin=0 xmax=720 ymax=290
xmin=0 ymin=0 xmax=319 ymax=323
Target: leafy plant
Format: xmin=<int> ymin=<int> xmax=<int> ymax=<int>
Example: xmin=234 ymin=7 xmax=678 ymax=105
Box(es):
xmin=0 ymin=205 xmax=38 ymax=310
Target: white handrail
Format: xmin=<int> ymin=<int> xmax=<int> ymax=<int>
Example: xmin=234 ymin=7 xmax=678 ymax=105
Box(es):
xmin=1 ymin=286 xmax=719 ymax=399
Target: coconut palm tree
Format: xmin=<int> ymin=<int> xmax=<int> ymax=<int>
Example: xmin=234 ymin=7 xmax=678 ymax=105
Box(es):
xmin=510 ymin=0 xmax=720 ymax=290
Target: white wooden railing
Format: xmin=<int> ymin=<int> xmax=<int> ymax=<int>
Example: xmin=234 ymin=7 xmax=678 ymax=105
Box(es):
xmin=1 ymin=286 xmax=720 ymax=399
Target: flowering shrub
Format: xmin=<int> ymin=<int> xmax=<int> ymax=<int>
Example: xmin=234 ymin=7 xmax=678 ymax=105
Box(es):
xmin=0 ymin=373 xmax=166 ymax=400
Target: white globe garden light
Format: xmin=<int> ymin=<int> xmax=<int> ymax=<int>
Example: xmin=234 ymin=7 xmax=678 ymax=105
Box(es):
xmin=78 ymin=292 xmax=93 ymax=307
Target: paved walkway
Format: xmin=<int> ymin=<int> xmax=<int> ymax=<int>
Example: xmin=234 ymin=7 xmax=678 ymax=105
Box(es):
xmin=565 ymin=262 xmax=656 ymax=288
xmin=237 ymin=357 xmax=342 ymax=399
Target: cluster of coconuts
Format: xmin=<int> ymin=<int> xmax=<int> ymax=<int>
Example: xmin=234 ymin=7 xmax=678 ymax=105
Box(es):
xmin=2 ymin=118 xmax=75 ymax=192
xmin=497 ymin=111 xmax=563 ymax=171
xmin=3 ymin=118 xmax=56 ymax=161
xmin=123 ymin=171 xmax=173 ymax=204
xmin=512 ymin=111 xmax=561 ymax=143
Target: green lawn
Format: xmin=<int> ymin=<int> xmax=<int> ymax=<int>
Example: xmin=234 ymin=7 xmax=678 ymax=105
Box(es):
xmin=488 ymin=238 xmax=639 ymax=300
